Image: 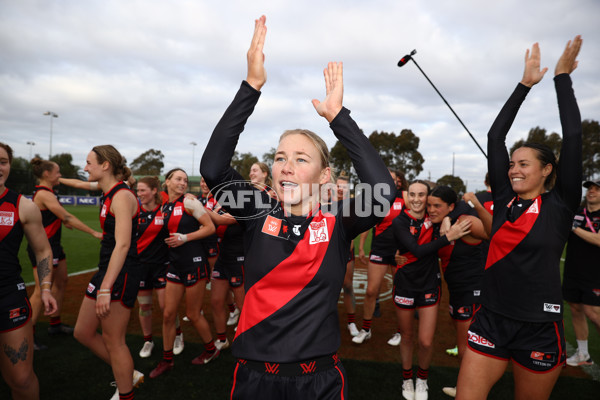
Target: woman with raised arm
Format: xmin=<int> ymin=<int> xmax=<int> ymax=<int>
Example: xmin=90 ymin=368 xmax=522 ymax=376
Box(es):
xmin=27 ymin=157 xmax=101 ymax=343
xmin=200 ymin=15 xmax=395 ymax=399
xmin=148 ymin=168 xmax=217 ymax=378
xmin=0 ymin=142 xmax=57 ymax=400
xmin=73 ymin=145 xmax=143 ymax=400
xmin=456 ymin=37 xmax=583 ymax=400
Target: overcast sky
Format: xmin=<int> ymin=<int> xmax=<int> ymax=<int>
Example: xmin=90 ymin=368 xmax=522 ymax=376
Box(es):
xmin=1 ymin=0 xmax=598 ymax=192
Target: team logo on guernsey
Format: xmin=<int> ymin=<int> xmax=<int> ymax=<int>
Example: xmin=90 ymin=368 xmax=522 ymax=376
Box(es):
xmin=100 ymin=204 xmax=107 ymax=218
xmin=309 ymin=219 xmax=329 ymax=244
xmin=526 ymin=198 xmax=540 ymax=214
xmin=261 ymin=215 xmax=282 ymax=237
xmin=174 ymin=206 xmax=183 ymax=216
xmin=424 ymin=220 xmax=432 ymax=229
xmin=543 ymin=303 xmax=561 ymax=313
xmin=154 ymin=216 xmax=164 ymax=225
xmin=0 ymin=211 xmax=15 ymax=226
xmin=473 ymin=290 xmax=481 ymax=296
xmin=393 ymin=201 xmax=403 ymax=210
xmin=468 ymin=330 xmax=495 ymax=348
xmin=592 ymin=289 xmax=600 ymax=297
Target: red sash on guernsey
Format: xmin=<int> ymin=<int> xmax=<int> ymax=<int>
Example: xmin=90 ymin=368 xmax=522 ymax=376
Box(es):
xmin=235 ymin=212 xmax=336 ymax=339
xmin=397 ymin=215 xmax=433 ymax=268
xmin=485 ymin=196 xmax=541 ymax=270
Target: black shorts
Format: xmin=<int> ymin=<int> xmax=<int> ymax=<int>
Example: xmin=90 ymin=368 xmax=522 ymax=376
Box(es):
xmin=211 ymin=256 xmax=244 ymax=288
xmin=448 ymin=289 xmax=481 ymax=321
xmin=166 ymin=263 xmax=209 ymax=287
xmin=28 ymin=244 xmax=66 ymax=268
xmin=139 ymin=262 xmax=168 ymax=290
xmin=231 ymin=355 xmax=347 ymax=400
xmin=0 ymin=280 xmax=31 ymax=333
xmin=467 ymin=306 xmax=566 ymax=372
xmin=85 ymin=267 xmax=141 ymax=309
xmin=369 ymin=252 xmax=395 ymax=266
xmin=202 ymin=239 xmax=219 ymax=258
xmin=562 ymin=277 xmax=600 ymax=306
xmin=393 ymin=285 xmax=441 ymax=309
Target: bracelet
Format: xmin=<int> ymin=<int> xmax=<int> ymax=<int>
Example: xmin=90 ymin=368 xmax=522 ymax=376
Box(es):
xmin=97 ymin=293 xmax=111 ymax=297
xmin=98 ymin=288 xmax=111 ymax=293
xmin=42 ymin=288 xmax=52 ymax=293
xmin=41 ymin=281 xmax=52 ymax=287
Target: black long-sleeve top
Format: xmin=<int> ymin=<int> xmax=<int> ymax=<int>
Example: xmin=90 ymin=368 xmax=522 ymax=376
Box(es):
xmin=483 ymin=74 xmax=582 ymax=322
xmin=201 ymin=81 xmax=395 ymax=362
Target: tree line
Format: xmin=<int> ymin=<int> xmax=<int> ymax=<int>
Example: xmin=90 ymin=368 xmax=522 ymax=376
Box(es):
xmin=7 ymin=119 xmax=599 ymax=196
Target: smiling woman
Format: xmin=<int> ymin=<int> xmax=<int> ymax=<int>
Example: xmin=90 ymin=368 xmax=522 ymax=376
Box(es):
xmin=200 ymin=15 xmax=395 ymax=400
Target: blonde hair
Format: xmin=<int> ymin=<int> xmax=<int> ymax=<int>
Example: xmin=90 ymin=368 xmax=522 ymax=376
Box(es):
xmin=279 ymin=129 xmax=330 ymax=170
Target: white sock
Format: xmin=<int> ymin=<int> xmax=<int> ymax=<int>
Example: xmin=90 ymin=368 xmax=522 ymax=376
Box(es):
xmin=577 ymin=339 xmax=589 ymax=356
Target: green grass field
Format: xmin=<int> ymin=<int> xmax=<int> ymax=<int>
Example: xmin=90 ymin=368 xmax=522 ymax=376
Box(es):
xmin=19 ymin=205 xmax=102 ymax=284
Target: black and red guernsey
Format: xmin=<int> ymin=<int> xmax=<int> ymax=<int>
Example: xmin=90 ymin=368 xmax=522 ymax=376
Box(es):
xmin=563 ymin=206 xmax=600 ymax=284
xmin=370 ymin=195 xmax=404 ymax=258
xmin=0 ymin=188 xmax=24 ymax=282
xmin=136 ymin=205 xmax=168 ymax=265
xmin=98 ymin=182 xmax=139 ymax=271
xmin=161 ymin=195 xmax=207 ymax=270
xmin=392 ymin=210 xmax=450 ymax=290
xmin=31 ymin=186 xmax=62 ymax=247
xmin=483 ymin=74 xmax=582 ymax=322
xmin=201 ymin=81 xmax=395 ymax=363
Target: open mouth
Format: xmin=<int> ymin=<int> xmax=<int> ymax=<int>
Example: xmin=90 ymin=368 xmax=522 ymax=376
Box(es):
xmin=280 ymin=181 xmax=298 ymax=190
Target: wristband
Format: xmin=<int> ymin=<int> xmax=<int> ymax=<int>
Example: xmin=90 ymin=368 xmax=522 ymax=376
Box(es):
xmin=98 ymin=289 xmax=111 ymax=294
xmin=41 ymin=281 xmax=52 ymax=286
xmin=89 ymin=181 xmax=99 ymax=190
xmin=97 ymin=293 xmax=111 ymax=297
xmin=42 ymin=288 xmax=52 ymax=293
xmin=178 ymin=234 xmax=188 ymax=243
xmin=467 ymin=200 xmax=475 ymax=208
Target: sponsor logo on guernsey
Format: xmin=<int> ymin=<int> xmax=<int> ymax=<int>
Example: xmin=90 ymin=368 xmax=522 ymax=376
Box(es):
xmin=154 ymin=216 xmax=164 ymax=225
xmin=468 ymin=330 xmax=495 ymax=348
xmin=0 ymin=211 xmax=15 ymax=226
xmin=309 ymin=219 xmax=330 ymax=244
xmin=543 ymin=303 xmax=561 ymax=313
xmin=592 ymin=289 xmax=600 ymax=297
xmin=473 ymin=290 xmax=481 ymax=296
xmin=574 ymin=215 xmax=584 ymax=221
xmin=174 ymin=206 xmax=183 ymax=216
xmin=17 ymin=283 xmax=25 ymax=291
xmin=261 ymin=215 xmax=282 ymax=237
xmin=526 ymin=198 xmax=540 ymax=214
xmin=395 ymin=295 xmax=414 ymax=306
xmin=236 ymin=256 xmax=245 ymax=262
xmin=100 ymin=204 xmax=107 ymax=218
xmin=193 ymin=256 xmax=203 ymax=262
xmin=393 ymin=201 xmax=403 ymax=210
xmin=87 ymin=283 xmax=96 ymax=294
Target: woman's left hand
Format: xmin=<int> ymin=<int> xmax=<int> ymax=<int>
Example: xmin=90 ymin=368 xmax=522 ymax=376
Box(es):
xmin=165 ymin=232 xmax=188 ymax=247
xmin=312 ymin=62 xmax=344 ymax=123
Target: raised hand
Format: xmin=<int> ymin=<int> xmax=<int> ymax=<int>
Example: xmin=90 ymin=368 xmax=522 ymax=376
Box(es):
xmin=555 ymin=35 xmax=582 ymax=76
xmin=312 ymin=62 xmax=344 ymax=123
xmin=246 ymin=15 xmax=267 ymax=91
xmin=520 ymin=43 xmax=548 ymax=88
xmin=446 ymin=218 xmax=472 ymax=242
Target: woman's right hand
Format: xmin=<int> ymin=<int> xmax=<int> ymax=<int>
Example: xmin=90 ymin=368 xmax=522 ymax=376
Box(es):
xmin=446 ymin=219 xmax=472 ymax=241
xmin=555 ymin=35 xmax=582 ymax=76
xmin=246 ymin=15 xmax=267 ymax=91
xmin=520 ymin=42 xmax=547 ymax=88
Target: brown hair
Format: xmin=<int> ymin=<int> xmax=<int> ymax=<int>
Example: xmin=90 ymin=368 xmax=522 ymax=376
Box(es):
xmin=30 ymin=156 xmax=56 ymax=180
xmin=253 ymin=162 xmax=272 ymax=187
xmin=279 ymin=129 xmax=330 ymax=170
xmin=91 ymin=145 xmax=131 ymax=181
xmin=138 ymin=176 xmax=163 ymax=205
xmin=0 ymin=142 xmax=13 ymax=163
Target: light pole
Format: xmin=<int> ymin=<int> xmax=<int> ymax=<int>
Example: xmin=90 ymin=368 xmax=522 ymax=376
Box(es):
xmin=43 ymin=111 xmax=58 ymax=158
xmin=26 ymin=141 xmax=36 ymax=159
xmin=190 ymin=142 xmax=197 ymax=175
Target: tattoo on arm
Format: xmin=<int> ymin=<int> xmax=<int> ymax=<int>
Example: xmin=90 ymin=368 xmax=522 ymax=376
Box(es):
xmin=37 ymin=256 xmax=51 ymax=283
xmin=3 ymin=339 xmax=29 ymax=365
